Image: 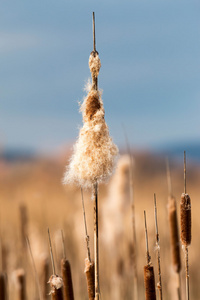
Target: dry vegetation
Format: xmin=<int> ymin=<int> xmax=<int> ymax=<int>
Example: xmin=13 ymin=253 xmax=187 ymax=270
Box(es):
xmin=0 ymin=151 xmax=199 ymax=299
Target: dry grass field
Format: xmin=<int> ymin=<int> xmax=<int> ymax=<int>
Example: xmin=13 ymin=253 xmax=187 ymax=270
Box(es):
xmin=0 ymin=150 xmax=199 ymax=299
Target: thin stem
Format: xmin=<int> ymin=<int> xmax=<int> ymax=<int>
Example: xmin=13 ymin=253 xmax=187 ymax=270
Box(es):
xmin=61 ymin=230 xmax=66 ymax=260
xmin=185 ymin=246 xmax=189 ymax=300
xmin=48 ymin=228 xmax=56 ymax=275
xmin=81 ymin=188 xmax=91 ymax=262
xmin=93 ymin=12 xmax=96 ymax=52
xmin=184 ymin=151 xmax=186 ymax=194
xmin=144 ymin=211 xmax=151 ymax=265
xmin=94 ymin=182 xmax=100 ymax=300
xmin=154 ymin=194 xmax=163 ymax=300
xmin=166 ymin=157 xmax=172 ymax=197
xmin=26 ymin=237 xmax=42 ymax=300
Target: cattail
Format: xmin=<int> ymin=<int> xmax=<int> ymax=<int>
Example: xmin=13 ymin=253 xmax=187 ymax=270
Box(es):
xmin=0 ymin=272 xmax=7 ymax=300
xmin=180 ymin=151 xmax=191 ymax=300
xmin=168 ymin=196 xmax=181 ymax=273
xmin=48 ymin=229 xmax=63 ymax=300
xmin=63 ymin=13 xmax=118 ymax=300
xmin=154 ymin=194 xmax=163 ymax=300
xmin=85 ymin=259 xmax=95 ymax=300
xmin=180 ymin=193 xmax=191 ymax=246
xmin=61 ymin=259 xmax=74 ymax=300
xmin=49 ymin=275 xmax=63 ymax=300
xmin=143 ymin=211 xmax=156 ymax=300
xmin=166 ymin=158 xmax=182 ymax=300
xmin=144 ymin=265 xmax=156 ymax=300
xmin=14 ymin=269 xmax=26 ymax=300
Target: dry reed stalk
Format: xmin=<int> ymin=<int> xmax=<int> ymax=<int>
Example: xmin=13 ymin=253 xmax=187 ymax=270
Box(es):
xmin=0 ymin=272 xmax=6 ymax=300
xmin=154 ymin=194 xmax=163 ymax=300
xmin=143 ymin=211 xmax=156 ymax=300
xmin=81 ymin=189 xmax=95 ymax=300
xmin=14 ymin=269 xmax=26 ymax=300
xmin=180 ymin=152 xmax=191 ymax=300
xmin=63 ymin=12 xmax=118 ymax=300
xmin=166 ymin=158 xmax=181 ymax=300
xmin=85 ymin=259 xmax=95 ymax=300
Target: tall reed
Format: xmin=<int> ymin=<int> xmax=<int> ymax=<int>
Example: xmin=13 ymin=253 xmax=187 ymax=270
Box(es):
xmin=154 ymin=194 xmax=163 ymax=300
xmin=166 ymin=158 xmax=181 ymax=300
xmin=63 ymin=12 xmax=118 ymax=300
xmin=180 ymin=152 xmax=191 ymax=300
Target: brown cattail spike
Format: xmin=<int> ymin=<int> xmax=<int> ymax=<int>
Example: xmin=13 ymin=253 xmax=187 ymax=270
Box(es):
xmin=40 ymin=255 xmax=49 ymax=300
xmin=144 ymin=265 xmax=156 ymax=300
xmin=49 ymin=275 xmax=63 ymax=300
xmin=180 ymin=193 xmax=191 ymax=246
xmin=85 ymin=259 xmax=95 ymax=300
xmin=168 ymin=196 xmax=181 ymax=273
xmin=61 ymin=259 xmax=74 ymax=300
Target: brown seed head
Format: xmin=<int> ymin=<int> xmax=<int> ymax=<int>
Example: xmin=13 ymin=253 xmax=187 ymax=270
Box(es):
xmin=180 ymin=193 xmax=191 ymax=246
xmin=168 ymin=196 xmax=181 ymax=273
xmin=84 ymin=258 xmax=95 ymax=300
xmin=61 ymin=259 xmax=74 ymax=300
xmin=144 ymin=265 xmax=156 ymax=300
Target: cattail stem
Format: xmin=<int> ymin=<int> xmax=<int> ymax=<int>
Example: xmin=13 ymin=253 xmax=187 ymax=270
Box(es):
xmin=154 ymin=194 xmax=163 ymax=300
xmin=81 ymin=189 xmax=91 ymax=262
xmin=94 ymin=182 xmax=100 ymax=300
xmin=61 ymin=259 xmax=74 ymax=300
xmin=185 ymin=246 xmax=189 ymax=300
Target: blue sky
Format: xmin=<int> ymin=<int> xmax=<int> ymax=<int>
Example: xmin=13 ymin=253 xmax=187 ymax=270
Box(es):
xmin=0 ymin=1 xmax=200 ymax=153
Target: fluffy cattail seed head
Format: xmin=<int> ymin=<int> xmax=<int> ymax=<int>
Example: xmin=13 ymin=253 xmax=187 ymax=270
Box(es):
xmin=49 ymin=275 xmax=63 ymax=300
xmin=89 ymin=52 xmax=101 ymax=77
xmin=63 ymin=54 xmax=118 ymax=188
xmin=180 ymin=193 xmax=191 ymax=246
xmin=168 ymin=196 xmax=181 ymax=273
xmin=144 ymin=265 xmax=156 ymax=300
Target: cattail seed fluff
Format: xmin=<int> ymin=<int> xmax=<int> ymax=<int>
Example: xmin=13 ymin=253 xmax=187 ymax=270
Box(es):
xmin=144 ymin=265 xmax=156 ymax=300
xmin=49 ymin=275 xmax=63 ymax=300
xmin=63 ymin=54 xmax=118 ymax=188
xmin=84 ymin=258 xmax=95 ymax=300
xmin=180 ymin=193 xmax=191 ymax=246
xmin=168 ymin=196 xmax=181 ymax=273
xmin=61 ymin=259 xmax=74 ymax=300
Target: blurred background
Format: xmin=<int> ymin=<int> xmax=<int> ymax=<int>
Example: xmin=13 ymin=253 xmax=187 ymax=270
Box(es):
xmin=0 ymin=1 xmax=200 ymax=299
